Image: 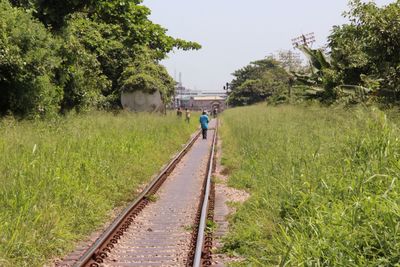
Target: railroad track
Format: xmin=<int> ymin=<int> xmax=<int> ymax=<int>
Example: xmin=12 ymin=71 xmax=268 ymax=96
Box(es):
xmin=66 ymin=120 xmax=218 ymax=267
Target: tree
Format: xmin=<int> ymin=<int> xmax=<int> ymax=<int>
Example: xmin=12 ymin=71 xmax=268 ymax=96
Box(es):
xmin=0 ymin=0 xmax=62 ymax=117
xmin=119 ymin=56 xmax=176 ymax=104
xmin=58 ymin=16 xmax=111 ymax=112
xmin=293 ymin=44 xmax=372 ymax=104
xmin=61 ymin=0 xmax=201 ymax=108
xmin=228 ymin=58 xmax=291 ymax=106
xmin=275 ymin=50 xmax=304 ymax=73
xmin=2 ymin=0 xmax=201 ymax=117
xmin=328 ymin=0 xmax=400 ymax=101
xmin=9 ymin=0 xmax=94 ymax=29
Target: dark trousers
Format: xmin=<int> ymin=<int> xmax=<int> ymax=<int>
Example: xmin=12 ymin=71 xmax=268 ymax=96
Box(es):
xmin=202 ymin=128 xmax=208 ymax=139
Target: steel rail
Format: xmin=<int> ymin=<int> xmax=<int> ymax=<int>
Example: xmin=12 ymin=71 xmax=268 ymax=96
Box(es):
xmin=73 ymin=130 xmax=201 ymax=267
xmin=193 ymin=121 xmax=218 ymax=267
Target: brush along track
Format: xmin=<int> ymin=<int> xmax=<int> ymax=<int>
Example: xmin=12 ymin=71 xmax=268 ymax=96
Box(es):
xmin=68 ymin=120 xmax=217 ymax=267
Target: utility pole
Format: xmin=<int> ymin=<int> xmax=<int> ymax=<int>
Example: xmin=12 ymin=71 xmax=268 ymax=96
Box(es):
xmin=223 ymin=82 xmax=231 ymax=109
xmin=291 ymin=32 xmax=316 ymax=48
xmin=291 ymin=33 xmax=317 ymax=77
xmin=223 ymin=82 xmax=230 ymax=95
xmin=179 ymin=72 xmax=182 ymax=108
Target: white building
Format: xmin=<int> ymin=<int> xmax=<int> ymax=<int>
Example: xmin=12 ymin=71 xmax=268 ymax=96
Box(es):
xmin=189 ymin=96 xmax=226 ymax=112
xmin=174 ymin=85 xmax=201 ymax=108
xmin=200 ymin=91 xmax=227 ymax=99
xmin=173 ymin=83 xmax=227 ymax=110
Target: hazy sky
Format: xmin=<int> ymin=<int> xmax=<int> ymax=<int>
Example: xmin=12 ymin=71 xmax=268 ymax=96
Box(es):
xmin=144 ymin=0 xmax=393 ymax=92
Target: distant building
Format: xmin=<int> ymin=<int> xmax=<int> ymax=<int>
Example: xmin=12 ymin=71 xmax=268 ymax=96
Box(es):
xmin=173 ymin=82 xmax=227 ymax=111
xmin=174 ymin=84 xmax=201 ymax=108
xmin=200 ymin=91 xmax=227 ymax=99
xmin=189 ymin=96 xmax=226 ymax=112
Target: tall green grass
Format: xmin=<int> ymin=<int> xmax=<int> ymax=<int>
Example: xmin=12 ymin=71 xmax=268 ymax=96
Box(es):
xmin=220 ymin=105 xmax=400 ymax=266
xmin=0 ymin=112 xmax=198 ymax=266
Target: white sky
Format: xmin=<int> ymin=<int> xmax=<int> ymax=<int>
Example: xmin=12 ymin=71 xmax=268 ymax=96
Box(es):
xmin=144 ymin=0 xmax=394 ymax=92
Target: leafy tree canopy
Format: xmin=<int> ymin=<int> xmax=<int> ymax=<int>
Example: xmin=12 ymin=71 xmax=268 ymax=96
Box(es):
xmin=119 ymin=55 xmax=176 ymax=103
xmin=289 ymin=1 xmax=400 ymax=105
xmin=0 ymin=0 xmax=62 ymax=117
xmin=228 ymin=58 xmax=291 ymax=106
xmin=2 ymin=0 xmax=201 ymax=117
xmin=329 ymin=0 xmax=400 ymax=99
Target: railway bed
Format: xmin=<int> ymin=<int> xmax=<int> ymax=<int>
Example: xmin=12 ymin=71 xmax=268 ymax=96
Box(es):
xmin=58 ymin=120 xmax=218 ymax=267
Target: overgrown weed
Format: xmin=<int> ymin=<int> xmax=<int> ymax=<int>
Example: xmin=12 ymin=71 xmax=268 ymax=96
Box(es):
xmin=0 ymin=111 xmax=198 ymax=266
xmin=220 ymin=104 xmax=400 ymax=266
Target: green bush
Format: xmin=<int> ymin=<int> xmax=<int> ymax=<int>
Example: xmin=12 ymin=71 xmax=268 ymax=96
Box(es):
xmin=58 ymin=15 xmax=111 ymax=113
xmin=228 ymin=58 xmax=291 ymax=106
xmin=120 ymin=59 xmax=176 ymax=103
xmin=329 ymin=0 xmax=400 ymax=99
xmin=0 ymin=0 xmax=62 ymax=118
xmin=1 ymin=0 xmax=201 ymax=117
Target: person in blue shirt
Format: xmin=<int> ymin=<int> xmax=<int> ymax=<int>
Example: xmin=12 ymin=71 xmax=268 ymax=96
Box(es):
xmin=199 ymin=111 xmax=210 ymax=139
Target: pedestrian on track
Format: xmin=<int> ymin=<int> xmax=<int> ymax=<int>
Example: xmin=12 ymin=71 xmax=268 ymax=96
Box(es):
xmin=212 ymin=107 xmax=218 ymax=118
xmin=177 ymin=107 xmax=183 ymax=117
xmin=199 ymin=111 xmax=209 ymax=140
xmin=185 ymin=108 xmax=191 ymax=123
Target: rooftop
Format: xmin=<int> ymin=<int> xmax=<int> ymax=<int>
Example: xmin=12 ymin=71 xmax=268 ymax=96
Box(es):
xmin=192 ymin=96 xmax=225 ymax=101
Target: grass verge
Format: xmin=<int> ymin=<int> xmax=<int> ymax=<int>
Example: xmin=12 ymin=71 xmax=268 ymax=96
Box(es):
xmin=0 ymin=111 xmax=198 ymax=266
xmin=220 ymin=104 xmax=400 ymax=266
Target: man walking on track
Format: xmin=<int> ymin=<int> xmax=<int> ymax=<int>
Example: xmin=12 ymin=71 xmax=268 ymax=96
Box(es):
xmin=185 ymin=108 xmax=191 ymax=123
xmin=199 ymin=111 xmax=209 ymax=140
xmin=213 ymin=108 xmax=218 ymax=118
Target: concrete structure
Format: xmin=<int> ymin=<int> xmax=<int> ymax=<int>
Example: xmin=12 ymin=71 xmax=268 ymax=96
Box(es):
xmin=121 ymin=90 xmax=165 ymax=112
xmin=173 ymin=79 xmax=227 ymax=111
xmin=174 ymin=84 xmax=201 ymax=108
xmin=188 ymin=96 xmax=226 ymax=112
xmin=200 ymin=91 xmax=227 ymax=98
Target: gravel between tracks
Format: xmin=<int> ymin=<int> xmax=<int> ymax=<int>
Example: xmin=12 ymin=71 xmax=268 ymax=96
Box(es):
xmin=53 ymin=130 xmax=204 ymax=267
xmin=101 ymin=125 xmax=216 ymax=267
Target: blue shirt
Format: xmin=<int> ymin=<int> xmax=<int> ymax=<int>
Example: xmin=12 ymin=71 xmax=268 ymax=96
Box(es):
xmin=199 ymin=115 xmax=209 ymax=129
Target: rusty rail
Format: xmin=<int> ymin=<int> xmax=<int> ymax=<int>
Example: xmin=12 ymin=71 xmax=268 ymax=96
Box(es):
xmin=73 ymin=130 xmax=201 ymax=267
xmin=193 ymin=122 xmax=218 ymax=267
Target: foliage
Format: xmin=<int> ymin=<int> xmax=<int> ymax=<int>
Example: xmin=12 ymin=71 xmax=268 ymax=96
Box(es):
xmin=60 ymin=13 xmax=131 ymax=108
xmin=0 ymin=111 xmax=200 ymax=266
xmin=58 ymin=16 xmax=111 ymax=112
xmin=291 ymin=1 xmax=400 ymax=105
xmin=83 ymin=1 xmax=200 ymax=107
xmin=92 ymin=0 xmax=201 ymax=61
xmin=328 ymin=0 xmax=400 ymax=101
xmin=275 ymin=50 xmax=304 ymax=73
xmin=119 ymin=58 xmax=176 ymax=103
xmin=292 ymin=45 xmax=336 ymax=101
xmin=293 ymin=45 xmax=373 ymax=104
xmin=228 ymin=58 xmax=291 ymax=106
xmin=9 ymin=0 xmax=94 ymax=29
xmin=2 ymin=0 xmax=201 ymax=118
xmin=0 ymin=0 xmax=62 ymax=117
xmin=220 ymin=104 xmax=400 ymax=266
xmin=232 ymin=1 xmax=400 ymax=107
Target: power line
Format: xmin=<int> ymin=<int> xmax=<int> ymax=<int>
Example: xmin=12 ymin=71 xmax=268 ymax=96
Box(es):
xmin=292 ymin=32 xmax=316 ymax=48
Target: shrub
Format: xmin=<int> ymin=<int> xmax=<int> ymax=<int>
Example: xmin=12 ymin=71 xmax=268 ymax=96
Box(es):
xmin=0 ymin=0 xmax=62 ymax=117
xmin=58 ymin=15 xmax=111 ymax=113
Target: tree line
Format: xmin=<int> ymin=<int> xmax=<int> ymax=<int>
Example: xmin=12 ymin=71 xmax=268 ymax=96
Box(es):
xmin=0 ymin=0 xmax=200 ymax=118
xmin=228 ymin=0 xmax=400 ymax=107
